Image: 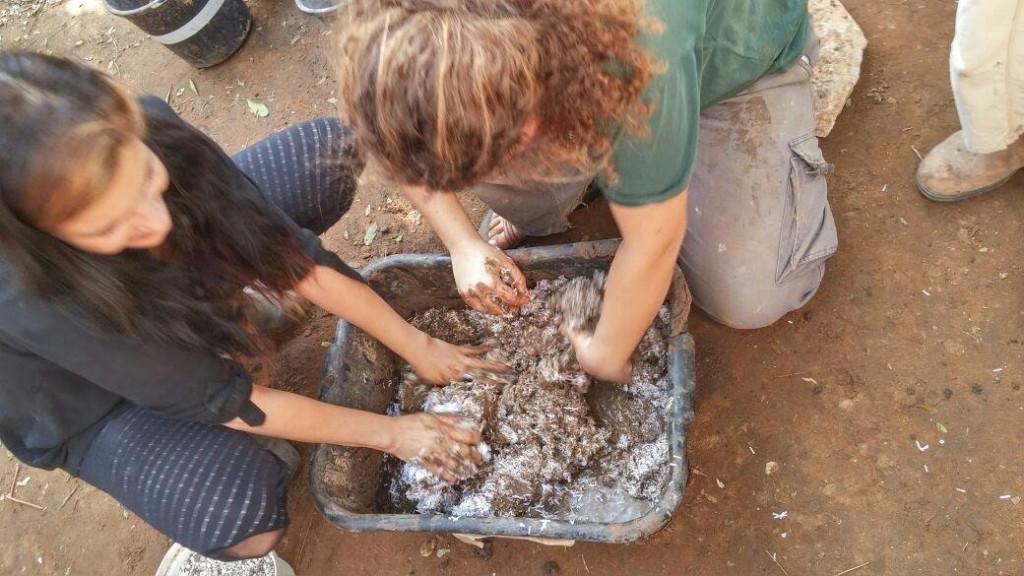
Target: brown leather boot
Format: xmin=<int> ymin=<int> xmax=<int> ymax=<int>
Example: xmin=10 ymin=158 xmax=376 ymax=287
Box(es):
xmin=916 ymin=131 xmax=1024 ymax=202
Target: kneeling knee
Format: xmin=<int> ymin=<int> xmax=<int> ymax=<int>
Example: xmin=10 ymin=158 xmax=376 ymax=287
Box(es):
xmin=700 ymin=272 xmax=824 ymax=330
xmin=705 ymin=298 xmax=789 ymax=330
xmin=223 ymin=528 xmax=285 ymax=560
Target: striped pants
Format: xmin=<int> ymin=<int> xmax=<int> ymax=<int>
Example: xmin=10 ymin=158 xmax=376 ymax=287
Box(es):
xmin=78 ymin=117 xmax=359 ymax=557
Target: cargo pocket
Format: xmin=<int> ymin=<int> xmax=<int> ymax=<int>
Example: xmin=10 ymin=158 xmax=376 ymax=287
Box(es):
xmin=776 ymin=134 xmax=838 ymax=285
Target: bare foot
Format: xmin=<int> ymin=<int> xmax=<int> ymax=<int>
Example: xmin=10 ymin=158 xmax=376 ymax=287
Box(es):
xmin=486 ymin=212 xmax=526 ymax=250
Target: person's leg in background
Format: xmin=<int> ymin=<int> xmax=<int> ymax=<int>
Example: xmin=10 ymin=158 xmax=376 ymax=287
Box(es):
xmin=680 ymin=53 xmax=838 ymax=329
xmin=916 ymin=0 xmax=1024 ymax=201
xmin=471 ymin=162 xmax=596 ymax=249
xmin=231 ymin=117 xmax=362 ymax=235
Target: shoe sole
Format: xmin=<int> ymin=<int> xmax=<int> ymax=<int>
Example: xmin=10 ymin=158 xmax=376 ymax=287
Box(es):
xmin=915 ymin=171 xmax=1013 ymax=203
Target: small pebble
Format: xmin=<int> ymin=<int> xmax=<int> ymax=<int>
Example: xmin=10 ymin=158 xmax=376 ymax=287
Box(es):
xmin=419 ymin=536 xmax=438 ymax=558
xmin=971 ymin=383 xmax=983 ymax=395
xmin=471 ymin=541 xmax=494 ymax=561
xmin=943 ymin=388 xmax=953 ymax=400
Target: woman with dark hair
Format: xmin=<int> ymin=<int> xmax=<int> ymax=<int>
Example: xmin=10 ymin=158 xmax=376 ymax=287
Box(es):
xmin=0 ymin=52 xmax=497 ymax=566
xmin=336 ymin=0 xmax=838 ymax=382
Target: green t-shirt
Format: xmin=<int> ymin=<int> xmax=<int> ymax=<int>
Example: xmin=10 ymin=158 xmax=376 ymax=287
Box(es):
xmin=598 ymin=0 xmax=810 ymax=206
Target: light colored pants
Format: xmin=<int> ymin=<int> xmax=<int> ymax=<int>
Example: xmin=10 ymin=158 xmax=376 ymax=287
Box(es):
xmin=473 ymin=53 xmax=837 ymax=330
xmin=951 ymin=0 xmax=1024 ymax=154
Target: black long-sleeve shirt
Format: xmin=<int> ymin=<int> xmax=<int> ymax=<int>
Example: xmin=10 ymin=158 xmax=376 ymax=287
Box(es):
xmin=0 ymin=97 xmax=357 ymax=473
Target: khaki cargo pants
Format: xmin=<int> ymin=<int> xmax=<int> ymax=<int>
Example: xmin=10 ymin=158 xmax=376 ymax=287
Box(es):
xmin=473 ymin=52 xmax=838 ymax=329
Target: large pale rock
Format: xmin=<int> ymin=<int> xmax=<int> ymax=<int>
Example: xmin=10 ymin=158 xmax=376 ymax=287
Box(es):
xmin=809 ymin=0 xmax=868 ymax=137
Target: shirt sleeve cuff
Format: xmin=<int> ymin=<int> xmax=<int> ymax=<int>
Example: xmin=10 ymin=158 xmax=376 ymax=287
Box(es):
xmin=601 ymin=178 xmax=690 ymax=207
xmin=203 ymin=366 xmax=265 ymax=426
xmin=294 ymin=226 xmax=365 ymax=283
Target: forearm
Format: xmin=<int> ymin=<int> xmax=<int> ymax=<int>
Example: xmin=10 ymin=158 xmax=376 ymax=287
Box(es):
xmin=296 ymin=265 xmax=429 ymax=365
xmin=591 ymin=191 xmax=689 ymax=370
xmin=225 ymin=385 xmax=395 ymax=450
xmin=591 ymin=239 xmax=679 ymax=368
xmin=401 ymin=185 xmax=483 ymax=254
xmin=296 ymin=264 xmax=506 ymax=384
xmin=401 ymin=185 xmax=530 ymax=314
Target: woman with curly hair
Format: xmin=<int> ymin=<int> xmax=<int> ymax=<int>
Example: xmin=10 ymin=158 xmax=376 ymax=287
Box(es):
xmin=336 ymin=0 xmax=837 ymax=382
xmin=0 ymin=52 xmax=497 ymax=567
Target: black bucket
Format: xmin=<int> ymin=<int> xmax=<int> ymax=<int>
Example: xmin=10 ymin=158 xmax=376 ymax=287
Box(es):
xmin=104 ymin=0 xmax=252 ymax=68
xmin=310 ymin=240 xmax=697 ymax=544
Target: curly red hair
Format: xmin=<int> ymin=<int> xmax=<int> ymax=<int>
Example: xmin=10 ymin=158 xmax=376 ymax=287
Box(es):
xmin=336 ymin=0 xmax=656 ymax=190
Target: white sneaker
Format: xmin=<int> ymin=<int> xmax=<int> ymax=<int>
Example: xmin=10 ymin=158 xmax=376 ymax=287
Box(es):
xmin=155 ymin=544 xmax=296 ymax=576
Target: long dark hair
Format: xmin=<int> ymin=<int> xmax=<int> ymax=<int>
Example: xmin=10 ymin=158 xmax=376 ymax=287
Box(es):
xmin=0 ymin=52 xmax=314 ymax=355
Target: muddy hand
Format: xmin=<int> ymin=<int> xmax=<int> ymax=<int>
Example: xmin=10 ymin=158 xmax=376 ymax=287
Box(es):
xmin=388 ymin=413 xmax=484 ymax=484
xmin=452 ymin=241 xmax=529 ymax=315
xmin=409 ymin=338 xmax=510 ymax=385
xmin=560 ymin=323 xmax=632 ymax=383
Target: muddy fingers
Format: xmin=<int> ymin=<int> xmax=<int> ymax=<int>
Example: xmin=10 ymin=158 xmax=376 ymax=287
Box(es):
xmin=418 ymin=455 xmax=458 ymax=484
xmin=436 ymin=415 xmax=483 ymax=447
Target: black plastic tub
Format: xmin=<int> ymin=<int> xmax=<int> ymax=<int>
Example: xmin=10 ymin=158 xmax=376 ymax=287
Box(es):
xmin=104 ymin=0 xmax=251 ymax=68
xmin=310 ymin=240 xmax=696 ymax=543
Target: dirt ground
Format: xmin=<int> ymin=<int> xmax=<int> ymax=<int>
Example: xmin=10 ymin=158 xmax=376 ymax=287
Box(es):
xmin=1 ymin=0 xmax=1022 ymax=575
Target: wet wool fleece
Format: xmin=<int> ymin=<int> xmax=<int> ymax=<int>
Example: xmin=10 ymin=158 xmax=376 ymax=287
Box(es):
xmin=390 ymin=273 xmax=672 ymax=519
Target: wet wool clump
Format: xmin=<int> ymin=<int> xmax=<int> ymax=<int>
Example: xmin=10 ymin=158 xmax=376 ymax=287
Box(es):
xmin=386 ymin=272 xmax=673 ymax=520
